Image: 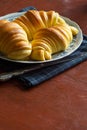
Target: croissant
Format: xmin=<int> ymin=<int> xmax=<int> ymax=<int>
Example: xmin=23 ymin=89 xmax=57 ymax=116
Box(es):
xmin=0 ymin=20 xmax=31 ymax=60
xmin=14 ymin=10 xmax=66 ymax=41
xmin=0 ymin=10 xmax=78 ymax=61
xmin=30 ymin=23 xmax=74 ymax=60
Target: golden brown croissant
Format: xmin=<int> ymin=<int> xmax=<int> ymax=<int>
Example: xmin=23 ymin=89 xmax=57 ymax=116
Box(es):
xmin=0 ymin=20 xmax=31 ymax=60
xmin=0 ymin=10 xmax=79 ymax=61
xmin=30 ymin=23 xmax=74 ymax=60
xmin=13 ymin=10 xmax=78 ymax=61
xmin=14 ymin=10 xmax=66 ymax=40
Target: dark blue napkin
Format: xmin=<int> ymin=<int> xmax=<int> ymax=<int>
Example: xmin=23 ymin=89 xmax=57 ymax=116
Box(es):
xmin=18 ymin=34 xmax=87 ymax=88
xmin=18 ymin=6 xmax=36 ymax=12
xmin=0 ymin=7 xmax=87 ymax=88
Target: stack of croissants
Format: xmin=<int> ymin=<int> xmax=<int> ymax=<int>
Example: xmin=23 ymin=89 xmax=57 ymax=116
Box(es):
xmin=0 ymin=10 xmax=79 ymax=61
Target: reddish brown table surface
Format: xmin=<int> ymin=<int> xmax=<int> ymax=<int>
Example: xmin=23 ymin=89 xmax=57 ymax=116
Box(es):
xmin=0 ymin=0 xmax=87 ymax=130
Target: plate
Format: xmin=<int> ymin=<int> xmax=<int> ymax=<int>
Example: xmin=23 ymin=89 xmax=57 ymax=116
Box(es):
xmin=0 ymin=12 xmax=83 ymax=64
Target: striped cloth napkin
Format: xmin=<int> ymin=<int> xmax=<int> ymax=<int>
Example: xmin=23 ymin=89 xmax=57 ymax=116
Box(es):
xmin=18 ymin=34 xmax=87 ymax=88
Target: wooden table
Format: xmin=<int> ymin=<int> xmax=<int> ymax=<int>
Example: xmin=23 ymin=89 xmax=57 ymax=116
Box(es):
xmin=0 ymin=0 xmax=87 ymax=130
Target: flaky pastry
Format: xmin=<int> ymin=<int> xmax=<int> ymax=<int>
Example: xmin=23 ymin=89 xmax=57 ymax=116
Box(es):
xmin=0 ymin=10 xmax=78 ymax=61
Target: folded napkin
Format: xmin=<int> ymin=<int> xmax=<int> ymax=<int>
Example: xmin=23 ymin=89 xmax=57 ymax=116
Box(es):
xmin=0 ymin=7 xmax=87 ymax=88
xmin=18 ymin=34 xmax=87 ymax=88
